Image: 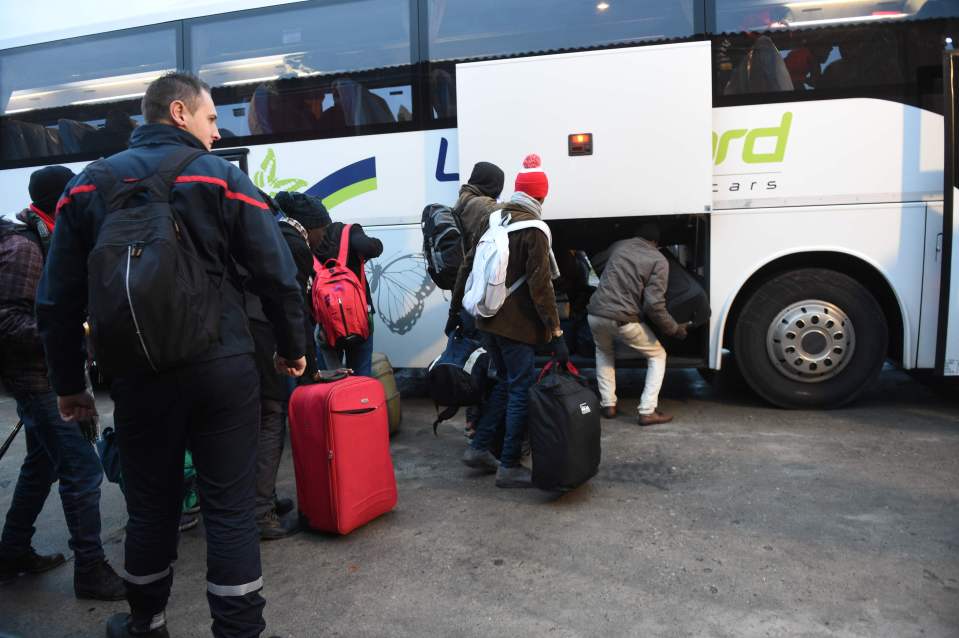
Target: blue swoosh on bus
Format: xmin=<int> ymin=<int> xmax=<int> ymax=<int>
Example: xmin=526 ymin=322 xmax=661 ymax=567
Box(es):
xmin=305 ymin=157 xmax=377 ymax=210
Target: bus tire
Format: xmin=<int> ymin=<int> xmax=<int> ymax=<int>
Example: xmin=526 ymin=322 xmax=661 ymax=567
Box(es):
xmin=733 ymin=268 xmax=887 ymax=409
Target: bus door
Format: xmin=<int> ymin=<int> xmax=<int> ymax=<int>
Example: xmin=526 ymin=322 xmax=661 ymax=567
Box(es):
xmin=454 ymin=42 xmax=714 ymax=222
xmin=939 ymin=51 xmax=959 ymax=376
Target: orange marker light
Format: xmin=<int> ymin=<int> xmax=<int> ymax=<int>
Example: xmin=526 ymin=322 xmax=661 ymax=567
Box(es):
xmin=568 ymin=132 xmax=593 ymax=156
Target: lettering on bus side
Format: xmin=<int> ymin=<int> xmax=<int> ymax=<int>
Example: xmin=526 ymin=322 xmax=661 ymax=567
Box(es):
xmin=712 ymin=112 xmax=793 ymax=166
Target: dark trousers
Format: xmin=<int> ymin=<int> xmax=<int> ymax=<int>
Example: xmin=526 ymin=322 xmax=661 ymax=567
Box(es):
xmin=111 ymin=355 xmax=265 ymax=638
xmin=255 ymin=399 xmax=286 ymax=520
xmin=469 ymin=333 xmax=535 ymax=467
xmin=459 ymin=310 xmax=482 ymax=425
xmin=0 ymin=390 xmax=105 ymax=567
xmin=319 ymin=335 xmax=374 ymax=376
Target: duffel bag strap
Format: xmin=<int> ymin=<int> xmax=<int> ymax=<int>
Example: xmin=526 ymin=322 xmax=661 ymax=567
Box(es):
xmin=432 ymin=404 xmax=460 ymax=436
xmin=537 ymin=359 xmax=582 ymax=382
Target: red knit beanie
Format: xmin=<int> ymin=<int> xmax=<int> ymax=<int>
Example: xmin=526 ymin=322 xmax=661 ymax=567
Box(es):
xmin=514 ymin=154 xmax=549 ymax=199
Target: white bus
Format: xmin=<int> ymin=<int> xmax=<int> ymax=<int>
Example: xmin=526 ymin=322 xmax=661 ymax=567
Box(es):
xmin=1 ymin=0 xmax=957 ymax=408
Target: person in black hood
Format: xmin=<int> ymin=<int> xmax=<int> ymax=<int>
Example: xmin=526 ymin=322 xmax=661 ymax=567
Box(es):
xmin=313 ymin=214 xmax=383 ymax=377
xmin=443 ymin=161 xmax=506 ymax=437
xmin=244 ymin=190 xmax=330 ymax=540
xmin=452 ymin=161 xmax=505 ymax=252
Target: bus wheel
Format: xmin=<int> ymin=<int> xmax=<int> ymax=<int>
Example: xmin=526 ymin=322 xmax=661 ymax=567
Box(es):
xmin=733 ymin=268 xmax=887 ymax=409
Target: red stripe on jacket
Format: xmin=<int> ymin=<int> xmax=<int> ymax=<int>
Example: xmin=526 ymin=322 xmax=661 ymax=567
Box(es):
xmin=54 ymin=178 xmax=268 ymax=213
xmin=175 ymin=175 xmax=269 ymax=210
xmin=55 ymin=184 xmax=97 ymax=213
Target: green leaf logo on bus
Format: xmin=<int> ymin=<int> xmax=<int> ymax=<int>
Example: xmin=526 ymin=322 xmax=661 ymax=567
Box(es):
xmin=712 ymin=112 xmax=792 ymax=166
xmin=253 ymin=149 xmax=310 ymax=196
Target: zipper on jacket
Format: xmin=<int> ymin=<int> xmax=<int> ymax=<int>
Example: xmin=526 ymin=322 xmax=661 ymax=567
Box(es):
xmin=126 ymin=245 xmax=157 ymax=371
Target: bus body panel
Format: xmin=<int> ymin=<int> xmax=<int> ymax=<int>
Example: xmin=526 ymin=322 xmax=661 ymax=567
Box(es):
xmin=709 ymin=203 xmax=930 ymax=370
xmin=244 ymin=128 xmax=460 ymax=227
xmin=455 ymin=42 xmax=713 ymax=219
xmin=360 ymin=224 xmax=450 ymax=368
xmin=713 ymin=100 xmax=943 ymax=210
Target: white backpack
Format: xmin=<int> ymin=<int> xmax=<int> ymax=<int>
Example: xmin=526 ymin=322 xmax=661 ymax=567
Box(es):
xmin=462 ymin=211 xmax=551 ymax=318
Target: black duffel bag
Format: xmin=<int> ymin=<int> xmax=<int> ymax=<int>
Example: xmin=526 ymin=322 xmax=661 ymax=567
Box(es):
xmin=658 ymin=249 xmax=710 ymax=328
xmin=528 ymin=361 xmax=601 ymax=492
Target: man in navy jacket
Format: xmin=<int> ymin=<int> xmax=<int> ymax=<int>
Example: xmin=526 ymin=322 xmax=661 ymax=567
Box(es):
xmin=37 ymin=72 xmax=306 ymax=638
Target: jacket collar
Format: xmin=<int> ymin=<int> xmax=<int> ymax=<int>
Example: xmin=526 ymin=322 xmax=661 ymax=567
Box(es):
xmin=459 ymin=184 xmax=483 ymax=199
xmin=502 ymin=191 xmax=542 ymax=222
xmin=129 ymin=123 xmax=207 ymax=150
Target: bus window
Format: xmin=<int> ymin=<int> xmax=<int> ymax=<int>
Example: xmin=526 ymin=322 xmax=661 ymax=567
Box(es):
xmin=715 ymin=0 xmax=954 ymax=33
xmin=0 ymin=27 xmax=176 ymax=164
xmin=713 ymin=12 xmax=957 ymax=113
xmin=428 ymin=0 xmax=697 ymax=61
xmin=426 ymin=0 xmax=697 ymax=122
xmin=188 ymin=0 xmax=413 ymax=142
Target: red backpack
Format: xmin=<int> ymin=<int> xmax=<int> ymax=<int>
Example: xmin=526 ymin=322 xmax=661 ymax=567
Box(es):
xmin=312 ymin=224 xmax=371 ymax=349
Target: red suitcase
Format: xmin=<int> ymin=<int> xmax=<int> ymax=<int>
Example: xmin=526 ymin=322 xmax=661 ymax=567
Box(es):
xmin=288 ymin=375 xmax=397 ymax=534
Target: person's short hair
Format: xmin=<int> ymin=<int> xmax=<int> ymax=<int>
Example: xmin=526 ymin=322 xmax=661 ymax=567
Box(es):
xmin=141 ymin=72 xmax=211 ymax=124
xmin=634 ymin=219 xmax=661 ymax=243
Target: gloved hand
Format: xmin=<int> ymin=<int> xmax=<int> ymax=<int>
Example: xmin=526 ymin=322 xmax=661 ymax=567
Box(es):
xmin=445 ymin=311 xmax=462 ymax=336
xmin=674 ymin=321 xmax=692 ymax=341
xmin=551 ymin=335 xmax=570 ymax=364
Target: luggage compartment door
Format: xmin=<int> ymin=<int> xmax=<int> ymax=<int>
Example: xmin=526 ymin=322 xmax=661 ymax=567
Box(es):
xmin=456 ymin=42 xmax=713 ymax=221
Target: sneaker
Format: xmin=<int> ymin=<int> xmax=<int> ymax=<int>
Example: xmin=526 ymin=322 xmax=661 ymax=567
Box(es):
xmin=0 ymin=547 xmax=65 ymax=583
xmin=495 ymin=465 xmax=533 ymax=489
xmin=258 ymin=510 xmax=300 ymax=541
xmin=638 ymin=411 xmax=673 ymax=427
xmin=75 ymin=559 xmax=126 ymax=601
xmin=178 ymin=512 xmax=199 ymax=532
xmin=462 ymin=447 xmax=498 ymax=473
xmin=106 ymin=612 xmax=170 ymax=637
xmin=274 ymin=497 xmax=294 ymax=517
xmin=601 ymin=406 xmax=617 ymax=419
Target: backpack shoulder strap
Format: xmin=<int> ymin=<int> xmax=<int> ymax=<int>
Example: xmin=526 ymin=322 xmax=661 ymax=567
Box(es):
xmin=84 ymin=160 xmax=122 ymax=210
xmin=156 ymin=147 xmax=208 ymax=199
xmin=506 ymin=219 xmax=551 ymax=245
xmin=337 ymin=224 xmax=352 ymax=265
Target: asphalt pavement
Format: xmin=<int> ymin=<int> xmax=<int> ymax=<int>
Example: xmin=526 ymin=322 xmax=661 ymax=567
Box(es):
xmin=1 ymin=367 xmax=957 ymax=638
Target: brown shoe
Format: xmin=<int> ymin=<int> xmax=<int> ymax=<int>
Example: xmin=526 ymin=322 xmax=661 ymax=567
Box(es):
xmin=638 ymin=411 xmax=673 ymax=427
xmin=601 ymin=406 xmax=617 ymax=419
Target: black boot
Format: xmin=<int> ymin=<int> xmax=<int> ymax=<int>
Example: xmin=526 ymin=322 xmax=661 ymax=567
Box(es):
xmin=106 ymin=613 xmax=170 ymax=637
xmin=0 ymin=547 xmax=65 ymax=583
xmin=75 ymin=559 xmax=126 ymax=601
xmin=257 ymin=510 xmax=300 ymax=541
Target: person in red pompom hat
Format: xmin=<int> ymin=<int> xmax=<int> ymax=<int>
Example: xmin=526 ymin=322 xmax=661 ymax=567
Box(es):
xmin=513 ymin=153 xmax=549 ymax=201
xmin=449 ymin=152 xmax=565 ymax=488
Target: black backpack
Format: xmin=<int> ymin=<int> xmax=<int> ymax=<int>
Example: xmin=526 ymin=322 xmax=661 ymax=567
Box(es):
xmin=427 ymin=330 xmax=492 ymax=434
xmin=421 ymin=203 xmax=463 ymax=290
xmin=85 ymin=147 xmax=223 ymax=377
xmin=527 ymin=361 xmax=601 ymax=492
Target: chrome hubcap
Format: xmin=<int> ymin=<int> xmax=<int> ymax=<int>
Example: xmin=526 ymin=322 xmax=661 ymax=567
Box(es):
xmin=766 ymin=299 xmax=855 ymax=383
